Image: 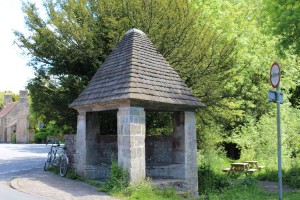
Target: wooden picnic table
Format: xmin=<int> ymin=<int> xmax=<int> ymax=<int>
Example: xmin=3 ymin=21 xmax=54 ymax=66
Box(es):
xmin=222 ymin=161 xmax=265 ymax=175
xmin=243 ymin=161 xmax=258 ymax=169
xmin=243 ymin=161 xmax=265 ymax=170
xmin=230 ymin=163 xmax=249 ymax=173
xmin=223 ymin=162 xmax=259 ymax=175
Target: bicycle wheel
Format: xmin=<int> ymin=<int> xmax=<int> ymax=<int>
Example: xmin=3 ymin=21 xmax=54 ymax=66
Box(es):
xmin=59 ymin=154 xmax=69 ymax=177
xmin=44 ymin=161 xmax=51 ymax=171
xmin=44 ymin=152 xmax=52 ymax=171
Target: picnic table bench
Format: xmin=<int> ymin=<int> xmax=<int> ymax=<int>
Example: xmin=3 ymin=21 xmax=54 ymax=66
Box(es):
xmin=243 ymin=161 xmax=265 ymax=170
xmin=222 ymin=161 xmax=265 ymax=175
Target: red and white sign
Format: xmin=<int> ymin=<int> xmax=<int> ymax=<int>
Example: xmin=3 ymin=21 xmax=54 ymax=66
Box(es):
xmin=270 ymin=62 xmax=280 ymax=88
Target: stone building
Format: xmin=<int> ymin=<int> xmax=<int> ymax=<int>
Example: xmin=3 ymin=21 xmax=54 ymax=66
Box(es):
xmin=0 ymin=90 xmax=30 ymax=143
xmin=69 ymin=29 xmax=205 ymax=195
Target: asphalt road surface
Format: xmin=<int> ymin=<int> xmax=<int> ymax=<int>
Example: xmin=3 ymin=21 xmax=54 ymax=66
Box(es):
xmin=0 ymin=144 xmax=49 ymax=200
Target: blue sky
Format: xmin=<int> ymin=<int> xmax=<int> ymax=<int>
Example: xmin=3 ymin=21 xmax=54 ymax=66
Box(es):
xmin=0 ymin=0 xmax=42 ymax=93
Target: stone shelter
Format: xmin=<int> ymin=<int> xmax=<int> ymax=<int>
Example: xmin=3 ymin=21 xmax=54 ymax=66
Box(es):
xmin=69 ymin=28 xmax=205 ymax=194
xmin=0 ymin=90 xmax=30 ymax=143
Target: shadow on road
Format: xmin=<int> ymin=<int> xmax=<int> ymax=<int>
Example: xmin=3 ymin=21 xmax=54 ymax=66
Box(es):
xmin=11 ymin=170 xmax=119 ymax=200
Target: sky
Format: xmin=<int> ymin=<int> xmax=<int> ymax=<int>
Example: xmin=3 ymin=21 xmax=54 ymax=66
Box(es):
xmin=0 ymin=0 xmax=42 ymax=93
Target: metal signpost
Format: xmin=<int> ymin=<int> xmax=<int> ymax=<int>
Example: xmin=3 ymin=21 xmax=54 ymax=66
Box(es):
xmin=269 ymin=62 xmax=283 ymax=200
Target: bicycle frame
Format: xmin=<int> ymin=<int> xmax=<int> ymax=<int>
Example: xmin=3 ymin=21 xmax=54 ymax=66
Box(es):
xmin=44 ymin=139 xmax=69 ymax=176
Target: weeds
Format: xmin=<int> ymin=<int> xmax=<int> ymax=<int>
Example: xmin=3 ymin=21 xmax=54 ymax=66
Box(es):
xmin=198 ymin=164 xmax=230 ymax=194
xmin=124 ymin=180 xmax=186 ymax=200
xmin=97 ymin=161 xmax=193 ymax=199
xmin=284 ymin=167 xmax=300 ymax=188
xmin=99 ymin=160 xmax=129 ymax=193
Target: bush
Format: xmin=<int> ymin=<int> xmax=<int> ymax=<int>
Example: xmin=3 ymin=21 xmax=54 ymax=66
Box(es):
xmin=34 ymin=129 xmax=49 ymax=143
xmin=34 ymin=121 xmax=64 ymax=143
xmin=257 ymin=165 xmax=300 ymax=188
xmin=256 ymin=168 xmax=278 ymax=182
xmin=198 ymin=164 xmax=230 ymax=195
xmin=12 ymin=133 xmax=16 ymax=143
xmin=284 ymin=167 xmax=300 ymax=188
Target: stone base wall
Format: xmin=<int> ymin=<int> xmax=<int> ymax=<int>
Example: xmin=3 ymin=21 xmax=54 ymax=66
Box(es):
xmin=64 ymin=134 xmax=77 ymax=167
xmin=95 ymin=135 xmax=118 ymax=164
xmin=64 ymin=134 xmax=117 ymax=179
xmin=147 ymin=164 xmax=185 ymax=179
xmin=81 ymin=164 xmax=111 ymax=179
xmin=66 ymin=134 xmax=186 ymax=179
xmin=67 ymin=111 xmax=198 ymax=195
xmin=146 ymin=135 xmax=173 ymax=165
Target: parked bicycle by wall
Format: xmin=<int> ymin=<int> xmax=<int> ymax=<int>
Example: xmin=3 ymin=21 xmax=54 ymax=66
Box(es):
xmin=44 ymin=139 xmax=69 ymax=177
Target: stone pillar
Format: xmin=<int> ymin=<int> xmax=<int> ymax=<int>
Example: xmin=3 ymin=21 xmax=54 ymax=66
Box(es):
xmin=117 ymin=107 xmax=145 ymax=182
xmin=172 ymin=112 xmax=185 ymax=165
xmin=75 ymin=111 xmax=86 ymax=176
xmin=86 ymin=112 xmax=100 ymax=165
xmin=184 ymin=111 xmax=198 ymax=195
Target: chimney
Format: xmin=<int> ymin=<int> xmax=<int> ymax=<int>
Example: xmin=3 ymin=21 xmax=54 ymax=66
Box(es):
xmin=4 ymin=94 xmax=12 ymax=106
xmin=19 ymin=90 xmax=28 ymax=102
xmin=19 ymin=90 xmax=28 ymax=99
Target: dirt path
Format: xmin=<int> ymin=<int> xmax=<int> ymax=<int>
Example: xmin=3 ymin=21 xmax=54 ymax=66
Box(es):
xmin=259 ymin=181 xmax=297 ymax=193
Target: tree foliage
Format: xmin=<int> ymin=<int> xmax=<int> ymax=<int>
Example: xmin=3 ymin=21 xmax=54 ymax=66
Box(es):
xmin=262 ymin=0 xmax=300 ymax=56
xmin=15 ymin=0 xmax=300 ymax=170
xmin=261 ymin=0 xmax=300 ymax=116
xmin=232 ymin=103 xmax=300 ymax=167
xmin=195 ymin=0 xmax=277 ymax=132
xmin=16 ymin=0 xmax=239 ymax=132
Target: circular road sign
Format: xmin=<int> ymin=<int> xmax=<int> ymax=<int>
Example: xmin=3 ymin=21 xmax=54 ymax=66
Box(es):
xmin=270 ymin=62 xmax=280 ymax=88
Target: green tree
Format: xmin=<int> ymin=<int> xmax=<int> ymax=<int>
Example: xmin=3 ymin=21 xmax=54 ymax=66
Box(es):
xmin=232 ymin=103 xmax=300 ymax=167
xmin=262 ymin=0 xmax=300 ymax=56
xmin=15 ymin=0 xmax=237 ymax=132
xmin=194 ymin=0 xmax=279 ymax=133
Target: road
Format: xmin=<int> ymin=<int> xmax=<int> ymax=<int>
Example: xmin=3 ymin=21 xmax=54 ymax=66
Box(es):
xmin=0 ymin=144 xmax=49 ymax=200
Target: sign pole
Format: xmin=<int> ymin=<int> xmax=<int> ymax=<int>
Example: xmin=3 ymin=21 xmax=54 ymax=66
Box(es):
xmin=276 ymin=85 xmax=283 ymax=200
xmin=270 ymin=62 xmax=283 ymax=200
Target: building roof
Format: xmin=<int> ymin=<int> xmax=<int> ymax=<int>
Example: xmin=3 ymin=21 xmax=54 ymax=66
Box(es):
xmin=0 ymin=102 xmax=18 ymax=118
xmin=70 ymin=28 xmax=205 ymax=111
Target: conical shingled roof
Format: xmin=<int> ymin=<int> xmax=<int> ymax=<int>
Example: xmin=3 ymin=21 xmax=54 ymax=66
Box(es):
xmin=70 ymin=29 xmax=204 ymax=111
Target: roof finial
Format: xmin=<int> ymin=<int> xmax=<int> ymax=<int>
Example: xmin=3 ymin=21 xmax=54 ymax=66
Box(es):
xmin=125 ymin=28 xmax=145 ymax=36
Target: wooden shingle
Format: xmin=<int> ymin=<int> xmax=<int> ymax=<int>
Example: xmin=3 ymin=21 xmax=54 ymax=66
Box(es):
xmin=70 ymin=29 xmax=205 ymax=111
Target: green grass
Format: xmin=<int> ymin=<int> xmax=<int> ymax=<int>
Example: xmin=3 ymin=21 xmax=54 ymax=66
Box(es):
xmin=206 ymin=184 xmax=300 ymax=200
xmin=123 ymin=180 xmax=189 ymax=200
xmin=197 ymin=152 xmax=300 ymax=199
xmin=48 ymin=165 xmax=300 ymax=200
xmin=46 ymin=153 xmax=300 ymax=200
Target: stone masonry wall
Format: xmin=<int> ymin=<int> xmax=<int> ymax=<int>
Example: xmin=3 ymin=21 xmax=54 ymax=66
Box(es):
xmin=65 ymin=134 xmax=116 ymax=165
xmin=146 ymin=135 xmax=173 ymax=165
xmin=145 ymin=135 xmax=184 ymax=179
xmin=1 ymin=95 xmax=29 ymax=143
xmin=69 ymin=109 xmax=198 ymax=195
xmin=64 ymin=134 xmax=77 ymax=167
xmin=66 ymin=132 xmax=184 ymax=179
xmin=96 ymin=135 xmax=118 ymax=164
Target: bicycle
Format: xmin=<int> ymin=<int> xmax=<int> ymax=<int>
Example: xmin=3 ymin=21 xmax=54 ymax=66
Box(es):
xmin=44 ymin=139 xmax=69 ymax=177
